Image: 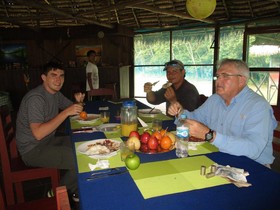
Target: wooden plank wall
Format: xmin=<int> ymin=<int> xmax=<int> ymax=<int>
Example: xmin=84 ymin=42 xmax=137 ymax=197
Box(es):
xmin=0 ymin=25 xmax=133 ymax=110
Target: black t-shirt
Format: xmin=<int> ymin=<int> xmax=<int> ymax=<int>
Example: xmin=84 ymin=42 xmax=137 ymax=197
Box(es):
xmin=152 ymin=80 xmax=200 ymax=111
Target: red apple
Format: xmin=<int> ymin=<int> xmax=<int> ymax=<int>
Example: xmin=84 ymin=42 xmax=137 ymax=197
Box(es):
xmin=129 ymin=131 xmax=140 ymax=139
xmin=147 ymin=136 xmax=158 ymax=150
xmin=148 ymin=149 xmax=157 ymax=154
xmin=140 ymin=132 xmax=150 ymax=144
xmin=125 ymin=153 xmax=141 ymax=170
xmin=140 ymin=144 xmax=149 ymax=153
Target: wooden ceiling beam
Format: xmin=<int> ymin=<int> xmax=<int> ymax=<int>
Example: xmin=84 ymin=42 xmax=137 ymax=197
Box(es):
xmin=127 ymin=4 xmax=215 ymax=24
xmin=13 ymin=0 xmax=115 ymax=28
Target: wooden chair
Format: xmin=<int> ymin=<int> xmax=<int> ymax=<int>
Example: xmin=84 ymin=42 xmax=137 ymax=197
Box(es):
xmin=0 ymin=105 xmax=60 ymax=206
xmin=0 ymin=182 xmax=57 ymax=210
xmin=87 ymin=88 xmax=116 ymax=101
xmin=56 ymin=186 xmax=71 ymax=210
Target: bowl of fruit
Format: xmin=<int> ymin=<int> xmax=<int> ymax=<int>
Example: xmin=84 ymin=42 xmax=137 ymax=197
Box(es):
xmin=125 ymin=129 xmax=176 ymax=154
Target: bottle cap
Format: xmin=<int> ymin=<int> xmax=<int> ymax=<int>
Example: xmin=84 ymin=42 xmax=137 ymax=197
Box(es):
xmin=180 ymin=114 xmax=187 ymax=119
xmin=123 ymin=100 xmax=136 ymax=107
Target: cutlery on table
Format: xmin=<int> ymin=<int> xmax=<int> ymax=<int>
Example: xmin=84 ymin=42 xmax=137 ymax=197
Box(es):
xmin=72 ymin=126 xmax=98 ymax=133
xmin=148 ymin=107 xmax=155 ymax=114
xmin=86 ymin=168 xmax=128 ymax=181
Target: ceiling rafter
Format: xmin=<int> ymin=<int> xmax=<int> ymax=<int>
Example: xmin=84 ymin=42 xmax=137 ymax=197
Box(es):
xmin=247 ymin=0 xmax=254 ymax=17
xmin=127 ymin=3 xmax=215 ymax=24
xmin=132 ymin=8 xmax=140 ymax=28
xmin=13 ymin=0 xmax=114 ymax=28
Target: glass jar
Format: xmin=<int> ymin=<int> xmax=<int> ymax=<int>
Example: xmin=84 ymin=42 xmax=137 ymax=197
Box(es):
xmin=121 ymin=100 xmax=138 ymax=136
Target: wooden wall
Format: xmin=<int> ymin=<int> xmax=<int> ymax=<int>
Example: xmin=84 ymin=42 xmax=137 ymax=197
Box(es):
xmin=0 ymin=24 xmax=134 ymax=110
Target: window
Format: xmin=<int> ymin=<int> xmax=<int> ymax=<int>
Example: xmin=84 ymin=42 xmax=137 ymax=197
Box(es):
xmin=246 ymin=30 xmax=280 ymax=105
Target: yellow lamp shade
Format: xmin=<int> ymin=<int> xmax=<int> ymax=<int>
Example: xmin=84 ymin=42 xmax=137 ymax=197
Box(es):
xmin=186 ymin=0 xmax=216 ymax=19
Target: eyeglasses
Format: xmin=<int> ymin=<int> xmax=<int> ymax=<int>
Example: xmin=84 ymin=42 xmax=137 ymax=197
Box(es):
xmin=213 ymin=73 xmax=242 ymax=80
xmin=164 ymin=61 xmax=184 ymax=71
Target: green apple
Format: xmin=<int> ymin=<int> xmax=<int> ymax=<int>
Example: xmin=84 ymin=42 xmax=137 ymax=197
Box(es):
xmin=125 ymin=153 xmax=141 ymax=170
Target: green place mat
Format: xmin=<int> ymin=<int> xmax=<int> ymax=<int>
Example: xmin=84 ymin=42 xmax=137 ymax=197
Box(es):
xmin=129 ymin=156 xmax=230 ymax=199
xmin=75 ymin=138 xmax=125 ymax=173
xmin=188 ymin=142 xmax=219 ymax=156
xmin=138 ymin=113 xmax=173 ymax=123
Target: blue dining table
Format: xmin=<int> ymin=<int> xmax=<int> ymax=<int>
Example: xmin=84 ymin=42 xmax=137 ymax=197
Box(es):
xmin=70 ymin=100 xmax=280 ymax=210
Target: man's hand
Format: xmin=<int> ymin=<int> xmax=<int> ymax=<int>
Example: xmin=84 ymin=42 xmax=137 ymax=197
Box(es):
xmin=74 ymin=92 xmax=85 ymax=104
xmin=144 ymin=82 xmax=153 ymax=93
xmin=168 ymin=102 xmax=183 ymax=116
xmin=186 ymin=119 xmax=210 ymax=140
xmin=164 ymin=87 xmax=177 ymax=103
xmin=65 ymin=103 xmax=84 ymax=117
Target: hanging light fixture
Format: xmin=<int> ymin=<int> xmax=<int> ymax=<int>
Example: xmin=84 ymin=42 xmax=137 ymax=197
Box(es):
xmin=186 ymin=0 xmax=216 ymax=19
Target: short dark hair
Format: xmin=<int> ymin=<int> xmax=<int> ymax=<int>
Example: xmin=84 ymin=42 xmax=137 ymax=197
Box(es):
xmin=87 ymin=50 xmax=96 ymax=57
xmin=42 ymin=61 xmax=63 ymax=76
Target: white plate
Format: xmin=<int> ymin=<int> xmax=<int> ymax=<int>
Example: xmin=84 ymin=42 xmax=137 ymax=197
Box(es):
xmin=72 ymin=114 xmax=100 ymax=124
xmin=138 ymin=108 xmax=161 ymax=117
xmin=97 ymin=123 xmax=120 ymax=132
xmin=77 ymin=139 xmax=121 ymax=159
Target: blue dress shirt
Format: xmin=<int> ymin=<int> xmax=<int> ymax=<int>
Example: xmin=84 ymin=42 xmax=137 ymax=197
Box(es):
xmin=181 ymin=86 xmax=277 ymax=165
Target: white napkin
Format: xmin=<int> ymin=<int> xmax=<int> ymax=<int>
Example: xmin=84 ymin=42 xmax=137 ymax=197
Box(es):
xmin=88 ymin=159 xmax=110 ymax=171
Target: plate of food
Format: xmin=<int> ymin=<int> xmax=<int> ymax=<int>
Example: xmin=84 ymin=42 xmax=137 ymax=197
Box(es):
xmin=77 ymin=139 xmax=121 ymax=159
xmin=72 ymin=114 xmax=100 ymax=124
xmin=97 ymin=123 xmax=121 ymax=132
xmin=138 ymin=109 xmax=162 ymax=117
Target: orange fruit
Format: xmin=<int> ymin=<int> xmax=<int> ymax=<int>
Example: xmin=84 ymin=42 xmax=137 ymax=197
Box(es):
xmin=151 ymin=131 xmax=162 ymax=141
xmin=79 ymin=111 xmax=87 ymax=120
xmin=160 ymin=129 xmax=168 ymax=136
xmin=160 ymin=136 xmax=172 ymax=150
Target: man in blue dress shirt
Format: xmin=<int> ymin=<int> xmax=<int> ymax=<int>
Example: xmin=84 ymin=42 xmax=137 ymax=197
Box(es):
xmin=168 ymin=58 xmax=277 ymax=166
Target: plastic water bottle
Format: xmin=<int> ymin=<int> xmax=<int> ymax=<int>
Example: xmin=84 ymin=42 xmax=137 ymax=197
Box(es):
xmin=176 ymin=114 xmax=189 ymax=158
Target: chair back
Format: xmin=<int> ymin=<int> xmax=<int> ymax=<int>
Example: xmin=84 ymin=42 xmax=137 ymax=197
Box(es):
xmin=0 ymin=105 xmax=17 ymax=175
xmin=0 ymin=105 xmax=60 ymax=206
xmin=87 ymin=88 xmax=116 ymax=101
xmin=0 ymin=182 xmax=6 ymax=210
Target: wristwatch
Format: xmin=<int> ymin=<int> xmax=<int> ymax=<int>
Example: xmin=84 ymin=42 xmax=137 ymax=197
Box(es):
xmin=205 ymin=129 xmax=214 ymax=142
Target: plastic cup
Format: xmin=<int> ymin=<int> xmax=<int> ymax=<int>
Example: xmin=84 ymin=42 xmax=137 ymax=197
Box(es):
xmin=100 ymin=111 xmax=110 ymax=123
xmin=120 ymin=142 xmax=134 ymax=161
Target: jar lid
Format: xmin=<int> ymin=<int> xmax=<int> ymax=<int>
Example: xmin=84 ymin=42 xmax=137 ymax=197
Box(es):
xmin=123 ymin=100 xmax=136 ymax=107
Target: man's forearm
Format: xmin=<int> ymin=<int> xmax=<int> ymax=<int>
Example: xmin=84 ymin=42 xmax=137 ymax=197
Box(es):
xmin=146 ymin=91 xmax=156 ymax=103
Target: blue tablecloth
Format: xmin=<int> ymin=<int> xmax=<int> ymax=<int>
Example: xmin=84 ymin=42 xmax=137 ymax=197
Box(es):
xmin=71 ymin=100 xmax=280 ymax=210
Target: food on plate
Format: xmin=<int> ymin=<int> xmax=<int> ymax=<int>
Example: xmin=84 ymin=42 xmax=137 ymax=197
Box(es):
xmin=79 ymin=111 xmax=88 ymax=120
xmin=125 ymin=153 xmax=141 ymax=170
xmin=86 ymin=139 xmax=120 ymax=155
xmin=162 ymin=81 xmax=172 ymax=89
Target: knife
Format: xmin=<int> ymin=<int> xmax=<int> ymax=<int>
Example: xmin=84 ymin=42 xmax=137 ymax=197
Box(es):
xmin=152 ymin=80 xmax=159 ymax=86
xmin=86 ymin=168 xmax=128 ymax=181
xmin=137 ymin=117 xmax=148 ymax=127
xmin=72 ymin=126 xmax=98 ymax=133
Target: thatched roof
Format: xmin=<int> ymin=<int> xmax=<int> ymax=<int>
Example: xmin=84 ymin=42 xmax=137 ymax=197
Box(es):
xmin=0 ymin=0 xmax=280 ymax=32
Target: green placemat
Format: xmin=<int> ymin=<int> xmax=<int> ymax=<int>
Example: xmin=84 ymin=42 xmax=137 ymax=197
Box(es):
xmin=188 ymin=142 xmax=219 ymax=156
xmin=129 ymin=156 xmax=230 ymax=199
xmin=75 ymin=138 xmax=125 ymax=173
